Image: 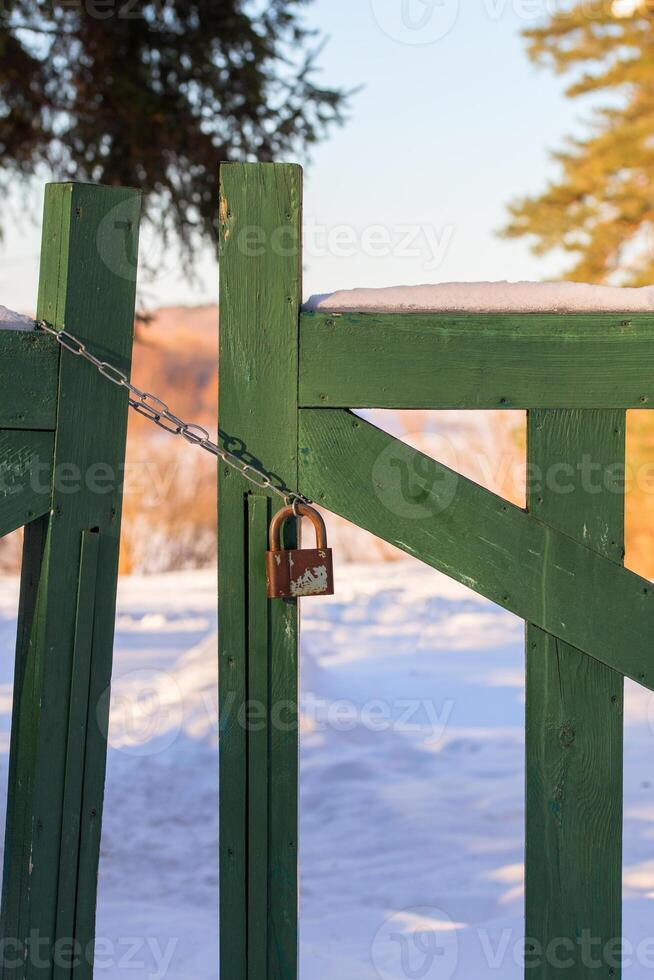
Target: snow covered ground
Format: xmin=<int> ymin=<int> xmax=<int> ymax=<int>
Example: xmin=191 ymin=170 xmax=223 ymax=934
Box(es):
xmin=0 ymin=562 xmax=652 ymax=978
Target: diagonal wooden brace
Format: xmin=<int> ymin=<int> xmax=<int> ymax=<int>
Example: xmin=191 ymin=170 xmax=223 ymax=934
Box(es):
xmin=298 ymin=408 xmax=654 ymax=690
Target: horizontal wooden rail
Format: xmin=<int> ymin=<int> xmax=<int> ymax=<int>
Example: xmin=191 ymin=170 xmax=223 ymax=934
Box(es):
xmin=0 ymin=429 xmax=55 ymax=535
xmin=299 ymin=312 xmax=654 ymax=408
xmin=0 ymin=331 xmax=59 ymax=429
xmin=298 ymin=407 xmax=654 ymax=689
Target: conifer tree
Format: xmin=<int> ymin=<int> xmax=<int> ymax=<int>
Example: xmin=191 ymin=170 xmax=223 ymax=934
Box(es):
xmin=502 ymin=3 xmax=654 ymax=284
xmin=0 ymin=1 xmax=346 ymax=264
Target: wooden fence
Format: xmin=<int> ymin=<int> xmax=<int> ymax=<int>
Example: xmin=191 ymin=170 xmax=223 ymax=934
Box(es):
xmin=0 ymin=163 xmax=646 ymax=980
xmin=0 ymin=182 xmax=140 ymax=979
xmin=218 ymin=161 xmax=651 ymax=980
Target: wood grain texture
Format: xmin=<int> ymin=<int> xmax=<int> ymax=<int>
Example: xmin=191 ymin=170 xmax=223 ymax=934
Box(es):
xmin=298 ymin=407 xmax=654 ymax=688
xmin=525 ymin=410 xmax=624 ymax=979
xmin=247 ymin=496 xmax=270 ymax=979
xmin=0 ymin=333 xmax=59 ymax=429
xmin=0 ymin=430 xmax=54 ymax=536
xmin=53 ymin=529 xmax=100 ymax=973
xmin=299 ymin=311 xmax=654 ymax=408
xmin=0 ymin=182 xmax=140 ymax=980
xmin=219 ymin=162 xmax=302 ymax=980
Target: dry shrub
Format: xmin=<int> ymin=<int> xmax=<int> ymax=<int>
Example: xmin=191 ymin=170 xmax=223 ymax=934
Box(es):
xmin=119 ymin=434 xmax=216 ymax=574
xmin=119 ymin=305 xmax=218 ymax=573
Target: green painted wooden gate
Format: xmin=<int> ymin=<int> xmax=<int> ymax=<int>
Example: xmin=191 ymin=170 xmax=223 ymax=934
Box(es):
xmin=218 ymin=161 xmax=653 ymax=979
xmin=0 ymin=182 xmax=140 ymax=978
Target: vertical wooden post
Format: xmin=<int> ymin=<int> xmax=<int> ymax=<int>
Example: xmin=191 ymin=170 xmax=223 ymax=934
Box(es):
xmin=1 ymin=182 xmax=140 ymax=980
xmin=526 ymin=409 xmax=624 ymax=979
xmin=218 ymin=163 xmax=303 ymax=980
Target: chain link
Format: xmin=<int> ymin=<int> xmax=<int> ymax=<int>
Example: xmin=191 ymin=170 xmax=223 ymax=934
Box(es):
xmin=36 ymin=320 xmax=310 ymax=507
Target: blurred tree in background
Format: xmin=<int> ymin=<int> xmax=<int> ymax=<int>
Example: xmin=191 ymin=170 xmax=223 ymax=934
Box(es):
xmin=503 ymin=2 xmax=654 ymax=577
xmin=0 ymin=0 xmax=346 ymax=267
xmin=503 ymin=3 xmax=654 ymax=284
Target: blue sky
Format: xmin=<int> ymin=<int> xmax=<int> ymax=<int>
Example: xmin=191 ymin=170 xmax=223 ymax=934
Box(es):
xmin=1 ymin=0 xmax=594 ymax=312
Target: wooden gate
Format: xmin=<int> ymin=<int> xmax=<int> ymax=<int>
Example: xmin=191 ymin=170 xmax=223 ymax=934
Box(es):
xmin=218 ymin=161 xmax=654 ymax=979
xmin=0 ymin=182 xmax=140 ymax=978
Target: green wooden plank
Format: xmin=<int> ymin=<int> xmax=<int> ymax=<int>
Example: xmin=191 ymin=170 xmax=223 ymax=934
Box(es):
xmin=525 ymin=410 xmax=624 ymax=979
xmin=0 ymin=181 xmax=68 ymax=978
xmin=1 ymin=516 xmax=46 ymax=975
xmin=298 ymin=407 xmax=654 ymax=690
xmin=0 ymin=182 xmax=140 ymax=980
xmin=247 ymin=496 xmax=270 ymax=979
xmin=72 ymin=531 xmax=128 ymax=980
xmin=0 ymin=332 xmax=59 ymax=429
xmin=219 ymin=162 xmax=302 ymax=980
xmin=299 ymin=311 xmax=654 ymax=408
xmin=0 ymin=430 xmax=54 ymax=536
xmin=53 ymin=530 xmax=100 ymax=977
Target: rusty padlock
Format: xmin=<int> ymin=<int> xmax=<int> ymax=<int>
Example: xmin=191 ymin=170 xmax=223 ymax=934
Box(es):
xmin=266 ymin=503 xmax=334 ymax=598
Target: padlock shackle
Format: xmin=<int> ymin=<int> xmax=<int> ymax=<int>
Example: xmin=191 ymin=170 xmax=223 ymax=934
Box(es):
xmin=268 ymin=503 xmax=328 ymax=552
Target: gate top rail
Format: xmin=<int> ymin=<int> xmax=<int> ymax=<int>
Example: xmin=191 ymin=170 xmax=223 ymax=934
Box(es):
xmin=299 ymin=310 xmax=654 ymax=409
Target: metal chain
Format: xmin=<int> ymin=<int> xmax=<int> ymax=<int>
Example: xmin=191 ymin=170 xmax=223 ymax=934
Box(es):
xmin=36 ymin=320 xmax=310 ymax=507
